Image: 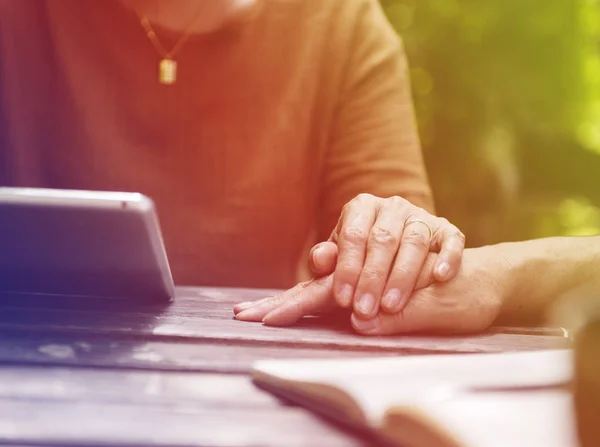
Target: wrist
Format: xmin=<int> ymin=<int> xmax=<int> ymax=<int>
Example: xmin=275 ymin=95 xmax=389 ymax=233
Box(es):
xmin=495 ymin=237 xmax=600 ymax=325
xmin=480 ymin=242 xmax=521 ymax=321
xmin=495 ymin=241 xmax=535 ymax=321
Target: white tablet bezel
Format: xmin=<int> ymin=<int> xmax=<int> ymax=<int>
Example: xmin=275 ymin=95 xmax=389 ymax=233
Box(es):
xmin=0 ymin=187 xmax=175 ymax=300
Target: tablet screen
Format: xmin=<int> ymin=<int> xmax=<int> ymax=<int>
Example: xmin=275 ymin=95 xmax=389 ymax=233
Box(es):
xmin=0 ymin=188 xmax=174 ymax=302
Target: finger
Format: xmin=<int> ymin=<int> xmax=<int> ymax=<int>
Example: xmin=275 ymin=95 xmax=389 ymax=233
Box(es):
xmin=433 ymin=226 xmax=466 ymax=281
xmin=263 ymin=274 xmax=334 ymax=326
xmin=381 ymin=219 xmax=431 ymax=313
xmin=328 ymin=214 xmax=343 ymax=243
xmin=332 ymin=194 xmax=379 ymax=309
xmin=321 ymin=252 xmax=435 ymax=321
xmin=352 ymin=273 xmax=492 ymax=336
xmin=351 ymin=206 xmax=403 ymax=319
xmin=233 ymin=297 xmax=273 ymax=315
xmin=235 ymin=282 xmax=310 ymax=321
xmin=308 ymin=242 xmax=338 ymax=278
xmin=351 ymin=288 xmax=451 ymax=335
xmin=234 ymin=293 xmax=286 ymax=314
xmin=414 ymin=253 xmax=438 ymax=290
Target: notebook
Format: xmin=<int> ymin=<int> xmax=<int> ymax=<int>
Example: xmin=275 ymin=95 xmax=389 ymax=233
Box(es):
xmin=252 ymin=349 xmax=577 ymax=447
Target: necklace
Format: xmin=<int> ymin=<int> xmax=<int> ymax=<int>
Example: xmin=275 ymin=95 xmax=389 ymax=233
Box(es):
xmin=137 ymin=6 xmax=203 ymax=85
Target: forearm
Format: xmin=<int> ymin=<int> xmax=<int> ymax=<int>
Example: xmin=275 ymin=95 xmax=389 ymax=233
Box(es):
xmin=496 ymin=236 xmax=600 ymax=325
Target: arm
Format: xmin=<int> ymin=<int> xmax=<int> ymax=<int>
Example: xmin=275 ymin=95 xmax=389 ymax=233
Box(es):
xmin=319 ymin=0 xmax=463 ymax=315
xmin=234 ymin=1 xmax=464 ymax=325
xmin=349 ymin=236 xmax=600 ymax=335
xmin=498 ymin=236 xmax=600 ymax=326
xmin=318 ymin=0 xmax=434 ymax=240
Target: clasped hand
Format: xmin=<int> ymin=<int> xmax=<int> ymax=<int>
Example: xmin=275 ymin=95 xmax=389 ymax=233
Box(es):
xmin=234 ymin=194 xmax=468 ymax=333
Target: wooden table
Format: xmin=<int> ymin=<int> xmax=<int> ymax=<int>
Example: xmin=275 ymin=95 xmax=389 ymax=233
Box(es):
xmin=0 ymin=287 xmax=571 ymax=447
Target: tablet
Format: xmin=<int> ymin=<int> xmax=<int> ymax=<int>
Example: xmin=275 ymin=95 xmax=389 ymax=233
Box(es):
xmin=0 ymin=187 xmax=174 ymax=302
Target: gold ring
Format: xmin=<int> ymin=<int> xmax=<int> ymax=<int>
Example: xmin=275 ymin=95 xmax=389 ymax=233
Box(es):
xmin=404 ymin=219 xmax=433 ymax=241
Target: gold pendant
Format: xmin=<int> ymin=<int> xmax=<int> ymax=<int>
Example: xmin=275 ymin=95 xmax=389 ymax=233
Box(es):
xmin=159 ymin=58 xmax=177 ymax=84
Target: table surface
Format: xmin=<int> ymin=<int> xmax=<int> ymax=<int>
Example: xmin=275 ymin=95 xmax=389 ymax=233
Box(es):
xmin=0 ymin=287 xmax=571 ymax=447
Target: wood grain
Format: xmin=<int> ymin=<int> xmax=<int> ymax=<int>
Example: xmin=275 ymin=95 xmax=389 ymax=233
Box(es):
xmin=0 ymin=330 xmax=403 ymax=373
xmin=0 ymin=366 xmax=275 ymax=407
xmin=0 ymin=288 xmax=571 ymax=356
xmin=0 ymin=286 xmax=571 ymax=447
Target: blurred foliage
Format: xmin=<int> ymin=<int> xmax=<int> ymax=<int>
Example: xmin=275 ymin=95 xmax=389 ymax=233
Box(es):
xmin=382 ymin=0 xmax=600 ymax=245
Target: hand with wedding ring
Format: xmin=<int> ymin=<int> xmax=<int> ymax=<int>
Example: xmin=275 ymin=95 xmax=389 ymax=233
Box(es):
xmin=234 ymin=194 xmax=465 ymax=327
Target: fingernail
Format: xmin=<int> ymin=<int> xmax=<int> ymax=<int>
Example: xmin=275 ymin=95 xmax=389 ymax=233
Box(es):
xmin=337 ymin=284 xmax=353 ymax=307
xmin=382 ymin=289 xmax=402 ymax=311
xmin=312 ymin=246 xmax=323 ymax=263
xmin=436 ymin=261 xmax=450 ymax=278
xmin=356 ymin=293 xmax=375 ymax=316
xmin=235 ymin=307 xmax=266 ymax=322
xmin=351 ymin=314 xmax=380 ymax=333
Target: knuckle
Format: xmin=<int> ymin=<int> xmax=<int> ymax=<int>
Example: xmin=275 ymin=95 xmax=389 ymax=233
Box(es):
xmin=297 ymin=281 xmax=312 ymax=290
xmin=392 ymin=264 xmax=415 ymax=278
xmin=310 ymin=281 xmax=328 ymax=296
xmin=337 ymin=260 xmax=362 ymax=276
xmin=388 ymin=195 xmax=406 ymax=207
xmin=286 ymin=298 xmax=309 ymax=317
xmin=361 ymin=266 xmax=386 ymax=282
xmin=355 ymin=193 xmax=374 ymax=202
xmin=251 ymin=296 xmax=273 ymax=307
xmin=290 ymin=284 xmax=320 ymax=307
xmin=342 ymin=225 xmax=368 ymax=244
xmin=405 ymin=211 xmax=423 ymax=223
xmin=369 ymin=226 xmax=399 ymax=247
xmin=402 ymin=231 xmax=429 ymax=249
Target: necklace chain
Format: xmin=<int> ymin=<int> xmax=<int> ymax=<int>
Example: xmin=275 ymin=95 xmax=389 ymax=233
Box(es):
xmin=136 ymin=5 xmax=204 ymax=84
xmin=139 ymin=16 xmax=192 ymax=60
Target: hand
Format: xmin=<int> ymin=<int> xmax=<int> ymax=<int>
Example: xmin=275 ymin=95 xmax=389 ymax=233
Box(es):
xmin=233 ymin=242 xmax=338 ymax=325
xmin=350 ymin=246 xmax=507 ymax=335
xmin=233 ymin=193 xmax=466 ymax=326
xmin=326 ymin=194 xmax=464 ymax=319
xmin=233 ymin=241 xmax=432 ymax=326
xmin=328 ymin=194 xmax=464 ymax=318
xmin=233 ymin=247 xmax=504 ymax=333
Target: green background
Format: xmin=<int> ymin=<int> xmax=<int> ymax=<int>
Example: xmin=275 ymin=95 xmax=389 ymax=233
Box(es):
xmin=383 ymin=0 xmax=600 ymax=246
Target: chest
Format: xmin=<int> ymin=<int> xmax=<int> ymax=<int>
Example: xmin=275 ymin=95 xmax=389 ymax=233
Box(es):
xmin=0 ymin=1 xmax=343 ymax=287
xmin=0 ymin=1 xmax=334 ymax=204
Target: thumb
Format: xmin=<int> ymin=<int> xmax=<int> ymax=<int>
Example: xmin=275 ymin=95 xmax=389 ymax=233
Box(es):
xmin=309 ymin=242 xmax=338 ymax=278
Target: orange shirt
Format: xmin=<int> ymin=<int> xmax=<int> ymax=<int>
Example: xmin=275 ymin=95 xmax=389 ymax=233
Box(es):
xmin=0 ymin=0 xmax=433 ymax=288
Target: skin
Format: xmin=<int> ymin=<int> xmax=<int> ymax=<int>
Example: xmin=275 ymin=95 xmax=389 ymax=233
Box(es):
xmin=350 ymin=248 xmax=503 ymax=335
xmin=357 ymin=236 xmax=600 ymax=335
xmin=235 ymin=236 xmax=600 ymax=335
xmin=234 ymin=194 xmax=466 ymax=325
xmin=326 ymin=195 xmax=465 ymax=318
xmin=120 ymin=6 xmax=467 ymax=310
xmin=121 ymin=0 xmax=249 ymax=33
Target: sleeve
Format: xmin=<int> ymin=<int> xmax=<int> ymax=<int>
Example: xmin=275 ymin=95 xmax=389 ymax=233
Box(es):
xmin=317 ymin=0 xmax=435 ymax=240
